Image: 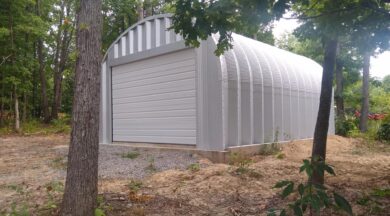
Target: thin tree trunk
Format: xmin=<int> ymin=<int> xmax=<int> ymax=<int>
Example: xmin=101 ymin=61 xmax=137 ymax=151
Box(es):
xmin=33 ymin=41 xmax=38 ymax=117
xmin=52 ymin=0 xmax=73 ymax=120
xmin=0 ymin=68 xmax=4 ymax=127
xmin=335 ymin=59 xmax=345 ymax=120
xmin=144 ymin=0 xmax=152 ymax=17
xmin=311 ymin=39 xmax=338 ymax=185
xmin=14 ymin=86 xmax=20 ymax=132
xmin=37 ymin=39 xmax=50 ymax=123
xmin=359 ymin=52 xmax=370 ymax=132
xmin=61 ymin=0 xmax=102 ymax=215
xmin=36 ymin=0 xmax=50 ymax=123
xmin=137 ymin=0 xmax=144 ymax=21
xmin=22 ymin=92 xmax=27 ymax=122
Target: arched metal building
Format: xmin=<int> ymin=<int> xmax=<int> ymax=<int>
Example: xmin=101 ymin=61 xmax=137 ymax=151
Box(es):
xmin=100 ymin=14 xmax=335 ymax=151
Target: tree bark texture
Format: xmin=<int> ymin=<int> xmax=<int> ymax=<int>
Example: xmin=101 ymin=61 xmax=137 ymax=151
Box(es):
xmin=14 ymin=87 xmax=20 ymax=132
xmin=359 ymin=52 xmax=370 ymax=132
xmin=37 ymin=39 xmax=50 ymax=123
xmin=137 ymin=0 xmax=144 ymax=21
xmin=36 ymin=0 xmax=50 ymax=123
xmin=52 ymin=0 xmax=73 ymax=120
xmin=61 ymin=0 xmax=102 ymax=215
xmin=311 ymin=39 xmax=338 ymax=185
xmin=22 ymin=92 xmax=27 ymax=122
xmin=335 ymin=59 xmax=345 ymax=120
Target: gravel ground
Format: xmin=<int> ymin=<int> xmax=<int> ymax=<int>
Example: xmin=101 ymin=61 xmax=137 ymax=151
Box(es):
xmin=55 ymin=144 xmax=200 ymax=180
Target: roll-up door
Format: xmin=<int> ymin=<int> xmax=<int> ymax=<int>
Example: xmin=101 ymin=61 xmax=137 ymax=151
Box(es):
xmin=111 ymin=49 xmax=196 ymax=144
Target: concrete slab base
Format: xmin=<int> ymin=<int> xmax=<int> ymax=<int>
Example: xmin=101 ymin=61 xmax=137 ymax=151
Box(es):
xmin=101 ymin=140 xmax=308 ymax=163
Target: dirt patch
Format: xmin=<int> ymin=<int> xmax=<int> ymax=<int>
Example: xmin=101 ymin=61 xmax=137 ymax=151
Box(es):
xmin=0 ymin=135 xmax=389 ymax=215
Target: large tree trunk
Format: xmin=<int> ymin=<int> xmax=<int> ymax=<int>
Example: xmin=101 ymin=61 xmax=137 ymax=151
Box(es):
xmin=359 ymin=52 xmax=370 ymax=132
xmin=335 ymin=59 xmax=345 ymax=120
xmin=311 ymin=39 xmax=338 ymax=185
xmin=61 ymin=0 xmax=102 ymax=215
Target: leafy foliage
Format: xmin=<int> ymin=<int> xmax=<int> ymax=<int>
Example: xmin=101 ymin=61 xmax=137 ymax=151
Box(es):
xmin=268 ymin=158 xmax=352 ymax=216
xmin=171 ymin=0 xmax=289 ymax=55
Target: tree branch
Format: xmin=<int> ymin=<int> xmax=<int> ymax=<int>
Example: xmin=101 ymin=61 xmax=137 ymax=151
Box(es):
xmin=0 ymin=54 xmax=12 ymax=66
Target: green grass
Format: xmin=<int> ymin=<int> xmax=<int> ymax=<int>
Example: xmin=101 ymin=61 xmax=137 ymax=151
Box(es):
xmin=0 ymin=117 xmax=71 ymax=136
xmin=121 ymin=151 xmax=140 ymax=159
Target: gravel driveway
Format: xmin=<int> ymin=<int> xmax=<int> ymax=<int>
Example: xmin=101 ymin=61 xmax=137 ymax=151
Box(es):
xmin=55 ymin=144 xmax=200 ymax=179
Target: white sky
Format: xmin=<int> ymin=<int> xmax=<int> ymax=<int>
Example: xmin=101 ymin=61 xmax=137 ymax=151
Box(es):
xmin=273 ymin=18 xmax=390 ymax=80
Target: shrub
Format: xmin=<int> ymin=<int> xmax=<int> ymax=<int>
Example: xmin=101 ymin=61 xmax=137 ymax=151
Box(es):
xmin=377 ymin=123 xmax=390 ymax=142
xmin=377 ymin=115 xmax=390 ymax=142
xmin=336 ymin=116 xmax=357 ymax=136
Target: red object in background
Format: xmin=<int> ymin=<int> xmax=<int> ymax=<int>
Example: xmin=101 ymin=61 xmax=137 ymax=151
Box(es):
xmin=354 ymin=110 xmax=387 ymax=120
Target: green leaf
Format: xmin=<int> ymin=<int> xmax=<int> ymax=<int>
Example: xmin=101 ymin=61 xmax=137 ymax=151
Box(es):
xmin=280 ymin=209 xmax=286 ymax=216
xmin=282 ymin=182 xmax=294 ymax=198
xmin=95 ymin=208 xmax=106 ymax=216
xmin=324 ymin=164 xmax=336 ymax=176
xmin=267 ymin=208 xmax=277 ymax=216
xmin=274 ymin=180 xmax=292 ymax=188
xmin=298 ymin=184 xmax=304 ymax=196
xmin=334 ymin=192 xmax=353 ymax=216
xmin=293 ymin=204 xmax=303 ymax=216
xmin=311 ymin=194 xmax=322 ymax=213
xmin=317 ymin=190 xmax=331 ymax=207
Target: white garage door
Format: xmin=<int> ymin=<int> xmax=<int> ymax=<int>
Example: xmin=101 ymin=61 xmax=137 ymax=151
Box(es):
xmin=112 ymin=49 xmax=196 ymax=144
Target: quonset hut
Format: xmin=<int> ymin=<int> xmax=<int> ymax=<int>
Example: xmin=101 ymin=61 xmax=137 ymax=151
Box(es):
xmin=100 ymin=14 xmax=335 ymax=151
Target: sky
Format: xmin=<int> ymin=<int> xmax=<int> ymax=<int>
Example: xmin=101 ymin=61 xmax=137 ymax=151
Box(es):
xmin=273 ymin=18 xmax=390 ymax=80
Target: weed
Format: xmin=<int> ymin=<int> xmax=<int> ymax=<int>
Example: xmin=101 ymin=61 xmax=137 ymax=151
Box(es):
xmin=145 ymin=156 xmax=156 ymax=172
xmin=121 ymin=151 xmax=140 ymax=159
xmin=187 ymin=163 xmax=201 ymax=172
xmin=228 ymin=152 xmax=252 ymax=174
xmin=268 ymin=157 xmax=353 ymax=216
xmin=9 ymin=202 xmax=29 ymax=216
xmin=371 ymin=188 xmax=390 ymax=197
xmin=50 ymin=157 xmax=67 ymax=170
xmin=276 ymin=152 xmax=285 ymax=159
xmin=7 ymin=184 xmax=25 ymax=194
xmin=257 ymin=143 xmax=281 ymax=156
xmin=356 ymin=188 xmax=389 ymax=215
xmin=127 ymin=180 xmax=143 ymax=192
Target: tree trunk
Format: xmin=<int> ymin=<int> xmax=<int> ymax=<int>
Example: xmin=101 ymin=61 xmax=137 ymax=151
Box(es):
xmin=311 ymin=39 xmax=338 ymax=185
xmin=22 ymin=92 xmax=27 ymax=122
xmin=33 ymin=41 xmax=38 ymax=117
xmin=37 ymin=39 xmax=50 ymax=123
xmin=0 ymin=68 xmax=4 ymax=127
xmin=14 ymin=86 xmax=20 ymax=132
xmin=137 ymin=0 xmax=144 ymax=21
xmin=144 ymin=0 xmax=152 ymax=17
xmin=52 ymin=0 xmax=72 ymax=120
xmin=61 ymin=0 xmax=102 ymax=215
xmin=36 ymin=0 xmax=50 ymax=123
xmin=359 ymin=52 xmax=370 ymax=132
xmin=335 ymin=59 xmax=345 ymax=120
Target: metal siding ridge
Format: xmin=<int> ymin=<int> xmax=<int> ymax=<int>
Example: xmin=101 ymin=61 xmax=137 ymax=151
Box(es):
xmin=246 ymin=40 xmax=265 ymax=144
xmin=231 ymin=50 xmax=241 ymax=146
xmin=234 ymin=35 xmax=254 ymax=144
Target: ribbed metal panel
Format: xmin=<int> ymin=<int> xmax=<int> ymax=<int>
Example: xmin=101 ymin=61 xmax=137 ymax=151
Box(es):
xmin=220 ymin=33 xmax=326 ymax=146
xmin=103 ymin=15 xmax=182 ymax=62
